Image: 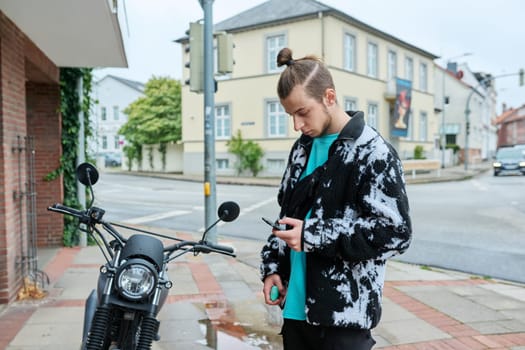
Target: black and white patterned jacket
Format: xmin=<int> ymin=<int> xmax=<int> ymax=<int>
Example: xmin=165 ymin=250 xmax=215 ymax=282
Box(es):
xmin=260 ymin=111 xmax=412 ymax=329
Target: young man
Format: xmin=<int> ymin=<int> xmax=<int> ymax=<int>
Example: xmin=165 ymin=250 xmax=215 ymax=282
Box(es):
xmin=260 ymin=48 xmax=412 ymax=350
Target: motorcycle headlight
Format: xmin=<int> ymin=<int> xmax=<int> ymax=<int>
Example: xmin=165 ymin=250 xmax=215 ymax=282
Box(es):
xmin=116 ymin=260 xmax=157 ymax=301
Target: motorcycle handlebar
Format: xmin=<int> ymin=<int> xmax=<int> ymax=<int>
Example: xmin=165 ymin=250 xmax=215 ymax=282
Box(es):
xmin=201 ymin=241 xmax=235 ymax=255
xmin=49 ymin=204 xmax=236 ymax=258
xmin=165 ymin=240 xmax=236 ymax=257
xmin=48 ymin=203 xmax=85 ymax=218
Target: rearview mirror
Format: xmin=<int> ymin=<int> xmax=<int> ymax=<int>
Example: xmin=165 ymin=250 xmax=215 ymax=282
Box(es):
xmin=218 ymin=201 xmax=240 ymax=222
xmin=76 ymin=162 xmax=99 ymax=187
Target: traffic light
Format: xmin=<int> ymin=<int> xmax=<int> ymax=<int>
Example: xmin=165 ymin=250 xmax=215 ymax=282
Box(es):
xmin=185 ymin=22 xmax=204 ymax=93
xmin=466 ymin=121 xmax=470 ymax=135
xmin=216 ymin=32 xmax=234 ymax=74
xmin=519 ymin=68 xmax=524 ymax=87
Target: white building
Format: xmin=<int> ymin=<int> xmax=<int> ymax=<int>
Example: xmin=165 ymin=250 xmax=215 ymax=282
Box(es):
xmin=457 ymin=63 xmax=498 ymax=161
xmin=89 ymin=75 xmax=145 ymax=161
xmin=434 ymin=62 xmax=497 ymax=165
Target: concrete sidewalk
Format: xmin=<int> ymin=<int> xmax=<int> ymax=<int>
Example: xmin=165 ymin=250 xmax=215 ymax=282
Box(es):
xmin=3 ymin=161 xmax=525 ymax=349
xmin=114 ymin=159 xmax=493 ymax=187
xmin=1 ymin=229 xmax=525 ymax=349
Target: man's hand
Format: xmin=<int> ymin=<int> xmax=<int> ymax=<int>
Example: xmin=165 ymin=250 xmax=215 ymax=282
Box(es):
xmin=273 ymin=217 xmax=303 ymax=252
xmin=263 ymin=274 xmax=285 ymax=305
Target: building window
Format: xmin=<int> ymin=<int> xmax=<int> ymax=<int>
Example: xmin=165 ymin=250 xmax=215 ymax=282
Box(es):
xmin=419 ymin=62 xmax=428 ymax=92
xmin=267 ymin=159 xmax=285 ymax=172
xmin=267 ymin=101 xmax=287 ymax=137
xmin=266 ymin=34 xmax=285 ymax=73
xmin=387 ymin=50 xmax=397 ymax=80
xmin=343 ymin=33 xmax=356 ymax=72
xmin=406 ymin=109 xmax=414 ymax=140
xmin=367 ymin=103 xmax=378 ymax=129
xmin=102 ymin=136 xmax=108 ymax=150
xmin=344 ymin=98 xmax=357 ymax=111
xmin=367 ymin=42 xmax=378 ymax=78
xmin=404 ymin=56 xmax=413 ymax=81
xmin=215 ymin=104 xmax=231 ymax=139
xmin=216 ymin=159 xmax=229 ymax=169
xmin=113 ymin=106 xmax=119 ymax=120
xmin=419 ymin=111 xmax=428 ymax=141
xmin=101 ymin=107 xmax=107 ymax=121
xmin=114 ymin=136 xmax=120 ymax=149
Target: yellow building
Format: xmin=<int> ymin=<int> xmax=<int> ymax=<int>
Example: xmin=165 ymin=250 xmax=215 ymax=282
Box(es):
xmin=178 ymin=0 xmax=438 ymax=176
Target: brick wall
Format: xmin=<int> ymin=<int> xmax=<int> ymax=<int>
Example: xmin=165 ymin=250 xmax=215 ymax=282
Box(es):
xmin=26 ymin=82 xmax=63 ymax=247
xmin=499 ymin=118 xmax=525 ymax=147
xmin=0 ymin=11 xmax=29 ymax=304
xmin=0 ymin=12 xmax=62 ymax=304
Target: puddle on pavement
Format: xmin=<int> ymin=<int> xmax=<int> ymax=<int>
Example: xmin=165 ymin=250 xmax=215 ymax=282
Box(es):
xmin=196 ymin=300 xmax=282 ymax=349
xmin=197 ymin=319 xmax=281 ymax=349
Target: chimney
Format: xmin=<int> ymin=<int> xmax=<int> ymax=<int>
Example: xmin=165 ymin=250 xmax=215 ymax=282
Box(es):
xmin=446 ymin=62 xmax=458 ymax=74
xmin=502 ymin=103 xmax=507 ymax=112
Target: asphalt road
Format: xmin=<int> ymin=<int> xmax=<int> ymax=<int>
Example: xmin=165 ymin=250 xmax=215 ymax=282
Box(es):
xmin=92 ymin=170 xmax=525 ymax=283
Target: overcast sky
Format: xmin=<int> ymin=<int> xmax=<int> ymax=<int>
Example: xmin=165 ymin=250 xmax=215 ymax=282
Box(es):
xmin=95 ymin=0 xmax=525 ymax=114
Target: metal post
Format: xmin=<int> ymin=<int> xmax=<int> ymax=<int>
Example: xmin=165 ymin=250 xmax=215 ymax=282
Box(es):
xmin=464 ymin=92 xmax=473 ymax=171
xmin=77 ymin=76 xmax=87 ymax=247
xmin=441 ymin=67 xmax=447 ymax=168
xmin=200 ymin=0 xmax=217 ymax=243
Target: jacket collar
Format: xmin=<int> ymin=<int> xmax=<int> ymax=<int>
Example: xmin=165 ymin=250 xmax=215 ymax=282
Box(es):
xmin=340 ymin=110 xmax=365 ymax=140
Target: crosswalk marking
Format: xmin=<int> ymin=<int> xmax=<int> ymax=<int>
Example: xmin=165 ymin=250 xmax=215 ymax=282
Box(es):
xmin=124 ymin=210 xmax=191 ymax=224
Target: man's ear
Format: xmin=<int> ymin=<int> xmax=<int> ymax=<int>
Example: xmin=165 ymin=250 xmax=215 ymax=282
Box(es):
xmin=323 ymin=88 xmax=337 ymax=107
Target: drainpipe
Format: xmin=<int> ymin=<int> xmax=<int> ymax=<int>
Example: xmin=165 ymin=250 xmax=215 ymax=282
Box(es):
xmin=77 ymin=76 xmax=87 ymax=247
xmin=319 ymin=11 xmax=325 ymax=61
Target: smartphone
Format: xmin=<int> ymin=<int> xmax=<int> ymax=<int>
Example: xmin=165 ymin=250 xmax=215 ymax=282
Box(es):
xmin=262 ymin=217 xmax=283 ymax=230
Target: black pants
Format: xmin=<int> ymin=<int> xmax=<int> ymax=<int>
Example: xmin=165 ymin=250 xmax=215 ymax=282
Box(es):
xmin=281 ymin=319 xmax=376 ymax=350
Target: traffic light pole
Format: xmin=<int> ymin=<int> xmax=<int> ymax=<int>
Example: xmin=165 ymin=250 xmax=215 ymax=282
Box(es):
xmin=200 ymin=0 xmax=218 ymax=243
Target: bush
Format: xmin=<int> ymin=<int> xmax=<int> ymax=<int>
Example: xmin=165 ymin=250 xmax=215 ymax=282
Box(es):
xmin=227 ymin=130 xmax=264 ymax=177
xmin=446 ymin=143 xmax=461 ymax=154
xmin=414 ymin=145 xmax=425 ymax=159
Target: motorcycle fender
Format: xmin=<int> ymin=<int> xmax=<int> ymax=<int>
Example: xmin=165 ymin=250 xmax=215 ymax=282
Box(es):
xmin=82 ymin=289 xmax=98 ymax=345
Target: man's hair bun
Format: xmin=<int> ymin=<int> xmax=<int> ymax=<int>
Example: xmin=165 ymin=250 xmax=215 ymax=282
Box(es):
xmin=277 ymin=48 xmax=294 ymax=67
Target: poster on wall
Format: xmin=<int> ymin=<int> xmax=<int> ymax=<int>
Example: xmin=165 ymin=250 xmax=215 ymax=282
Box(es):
xmin=391 ymin=78 xmax=412 ymax=137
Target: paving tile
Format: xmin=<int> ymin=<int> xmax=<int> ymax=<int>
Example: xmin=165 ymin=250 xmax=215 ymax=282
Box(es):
xmin=8 ymin=322 xmax=82 ymax=347
xmin=398 ymin=286 xmax=509 ymax=323
xmin=386 ymin=260 xmax=465 ymax=281
xmin=375 ymin=318 xmax=450 ymax=345
xmin=482 ymin=283 xmax=525 ymax=302
xmin=381 ymin=297 xmax=417 ymax=322
xmin=468 ymin=294 xmax=525 ymax=311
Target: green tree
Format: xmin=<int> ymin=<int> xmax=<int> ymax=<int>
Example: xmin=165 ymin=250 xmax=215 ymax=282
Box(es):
xmin=227 ymin=130 xmax=264 ymax=177
xmin=119 ymin=76 xmax=182 ymax=170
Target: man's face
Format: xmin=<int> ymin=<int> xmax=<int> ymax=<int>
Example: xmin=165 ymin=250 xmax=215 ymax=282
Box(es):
xmin=281 ymin=85 xmax=331 ymax=138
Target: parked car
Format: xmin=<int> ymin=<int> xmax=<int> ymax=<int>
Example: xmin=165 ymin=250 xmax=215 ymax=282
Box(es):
xmin=493 ymin=147 xmax=525 ymax=176
xmin=104 ymin=153 xmax=122 ymax=167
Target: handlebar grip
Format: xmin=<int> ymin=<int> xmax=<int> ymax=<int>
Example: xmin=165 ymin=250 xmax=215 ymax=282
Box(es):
xmin=49 ymin=203 xmax=84 ymax=217
xmin=203 ymin=241 xmax=235 ymax=255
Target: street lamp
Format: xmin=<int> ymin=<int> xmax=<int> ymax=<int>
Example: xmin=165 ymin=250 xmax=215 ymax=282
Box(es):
xmin=440 ymin=53 xmax=472 ymax=168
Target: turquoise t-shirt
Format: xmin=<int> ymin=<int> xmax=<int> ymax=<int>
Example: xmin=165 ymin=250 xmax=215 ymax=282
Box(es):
xmin=283 ymin=133 xmax=339 ymax=320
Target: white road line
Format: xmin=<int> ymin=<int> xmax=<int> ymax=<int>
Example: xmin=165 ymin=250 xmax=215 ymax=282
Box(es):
xmin=124 ymin=210 xmax=191 ymax=224
xmin=471 ymin=179 xmax=488 ymax=191
xmin=198 ymin=196 xmax=277 ymax=232
xmin=240 ymin=196 xmax=277 ymax=215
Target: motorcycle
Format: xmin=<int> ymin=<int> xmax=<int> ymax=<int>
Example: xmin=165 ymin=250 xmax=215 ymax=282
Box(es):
xmin=48 ymin=163 xmax=239 ymax=350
